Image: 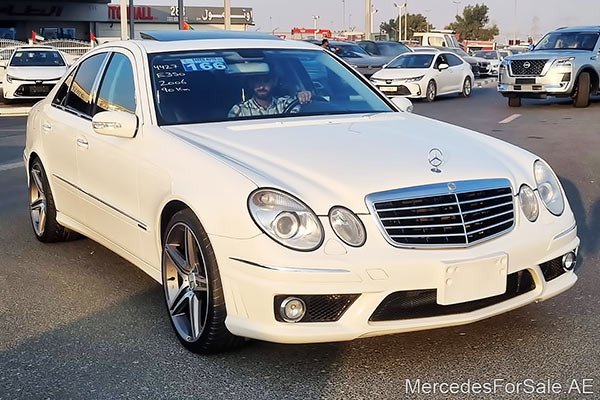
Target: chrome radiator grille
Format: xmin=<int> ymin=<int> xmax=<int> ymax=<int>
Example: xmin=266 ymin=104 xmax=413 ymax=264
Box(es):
xmin=510 ymin=59 xmax=548 ymax=76
xmin=366 ymin=179 xmax=515 ymax=248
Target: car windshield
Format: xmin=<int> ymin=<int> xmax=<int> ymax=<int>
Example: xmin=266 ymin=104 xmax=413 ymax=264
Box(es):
xmin=9 ymin=50 xmax=65 ymax=66
xmin=149 ymin=49 xmax=393 ymax=126
xmin=387 ymin=54 xmax=434 ymax=69
xmin=447 ymin=48 xmax=469 ymax=57
xmin=535 ymin=32 xmax=599 ymax=51
xmin=377 ymin=42 xmax=411 ymax=56
xmin=333 ymin=43 xmax=371 ymax=58
xmin=473 ymin=51 xmax=498 ymax=60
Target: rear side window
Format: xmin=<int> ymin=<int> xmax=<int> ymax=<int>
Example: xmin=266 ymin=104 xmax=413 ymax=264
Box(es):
xmin=65 ymin=53 xmax=107 ymax=117
xmin=446 ymin=54 xmax=463 ymax=66
xmin=94 ymin=53 xmax=136 ymax=115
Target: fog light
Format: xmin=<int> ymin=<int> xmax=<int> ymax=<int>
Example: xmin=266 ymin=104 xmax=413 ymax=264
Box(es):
xmin=280 ymin=297 xmax=306 ymax=322
xmin=562 ymin=252 xmax=576 ymax=271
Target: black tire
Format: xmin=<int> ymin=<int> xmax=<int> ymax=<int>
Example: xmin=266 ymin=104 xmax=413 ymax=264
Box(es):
xmin=425 ymin=80 xmax=437 ymax=102
xmin=573 ymin=71 xmax=591 ymax=108
xmin=161 ymin=208 xmax=243 ymax=354
xmin=508 ymin=97 xmax=521 ymax=107
xmin=28 ymin=157 xmax=80 ymax=242
xmin=460 ymin=77 xmax=472 ymax=97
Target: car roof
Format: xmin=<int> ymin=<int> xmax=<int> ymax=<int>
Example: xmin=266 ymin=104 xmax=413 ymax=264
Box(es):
xmin=14 ymin=46 xmax=58 ymax=51
xmin=553 ymin=26 xmax=600 ymax=33
xmin=108 ymin=35 xmax=320 ymax=54
xmin=412 ymin=46 xmax=442 ymax=52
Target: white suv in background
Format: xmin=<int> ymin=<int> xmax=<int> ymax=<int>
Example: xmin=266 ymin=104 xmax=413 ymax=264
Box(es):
xmin=498 ymin=26 xmax=600 ymax=107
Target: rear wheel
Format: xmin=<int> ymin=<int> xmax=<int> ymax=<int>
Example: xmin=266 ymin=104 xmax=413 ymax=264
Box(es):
xmin=425 ymin=80 xmax=437 ymax=102
xmin=161 ymin=209 xmax=243 ymax=354
xmin=573 ymin=71 xmax=591 ymax=108
xmin=508 ymin=97 xmax=521 ymax=107
xmin=29 ymin=158 xmax=79 ymax=242
xmin=460 ymin=77 xmax=472 ymax=97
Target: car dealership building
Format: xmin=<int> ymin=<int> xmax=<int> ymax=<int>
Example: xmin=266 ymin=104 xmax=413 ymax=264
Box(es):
xmin=0 ymin=1 xmax=254 ymax=42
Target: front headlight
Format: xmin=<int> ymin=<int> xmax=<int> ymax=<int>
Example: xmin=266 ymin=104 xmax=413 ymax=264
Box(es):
xmin=5 ymin=74 xmax=14 ymax=83
xmin=534 ymin=160 xmax=564 ymax=216
xmin=248 ymin=189 xmax=324 ymax=251
xmin=519 ymin=184 xmax=539 ymax=222
xmin=553 ymin=57 xmax=575 ymax=66
xmin=329 ymin=206 xmax=366 ymax=247
xmin=404 ymin=75 xmax=424 ymax=83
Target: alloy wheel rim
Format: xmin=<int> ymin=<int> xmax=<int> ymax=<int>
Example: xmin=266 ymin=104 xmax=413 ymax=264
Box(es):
xmin=427 ymin=83 xmax=435 ymax=100
xmin=464 ymin=79 xmax=471 ymax=95
xmin=29 ymin=164 xmax=47 ymax=237
xmin=162 ymin=222 xmax=210 ymax=342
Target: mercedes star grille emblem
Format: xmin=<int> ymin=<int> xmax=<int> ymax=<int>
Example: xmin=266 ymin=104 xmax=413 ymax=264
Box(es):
xmin=428 ymin=148 xmax=444 ymax=173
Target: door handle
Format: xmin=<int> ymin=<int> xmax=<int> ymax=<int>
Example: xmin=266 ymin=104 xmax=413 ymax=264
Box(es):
xmin=42 ymin=123 xmax=52 ymax=132
xmin=76 ymin=137 xmax=89 ymax=149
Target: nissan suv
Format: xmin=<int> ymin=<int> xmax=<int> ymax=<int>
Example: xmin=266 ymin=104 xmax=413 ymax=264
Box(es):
xmin=498 ymin=26 xmax=600 ymax=107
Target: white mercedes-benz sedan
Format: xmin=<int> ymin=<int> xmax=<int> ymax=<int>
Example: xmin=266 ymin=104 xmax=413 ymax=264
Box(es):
xmin=3 ymin=46 xmax=68 ymax=101
xmin=25 ymin=31 xmax=579 ymax=354
xmin=370 ymin=51 xmax=474 ymax=101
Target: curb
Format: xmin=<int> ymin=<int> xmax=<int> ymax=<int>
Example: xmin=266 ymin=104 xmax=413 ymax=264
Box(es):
xmin=0 ymin=107 xmax=31 ymax=117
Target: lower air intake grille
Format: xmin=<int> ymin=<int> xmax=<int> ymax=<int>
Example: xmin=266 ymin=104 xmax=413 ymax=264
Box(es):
xmin=274 ymin=294 xmax=359 ymax=323
xmin=367 ymin=179 xmax=515 ymax=248
xmin=369 ymin=269 xmax=536 ymax=321
xmin=540 ymin=256 xmax=565 ymax=281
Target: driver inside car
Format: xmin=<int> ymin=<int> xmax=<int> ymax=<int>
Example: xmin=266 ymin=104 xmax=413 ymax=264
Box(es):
xmin=228 ymin=71 xmax=312 ymax=118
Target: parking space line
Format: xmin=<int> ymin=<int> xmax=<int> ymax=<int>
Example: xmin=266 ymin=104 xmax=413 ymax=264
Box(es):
xmin=499 ymin=114 xmax=522 ymax=124
xmin=0 ymin=161 xmax=24 ymax=172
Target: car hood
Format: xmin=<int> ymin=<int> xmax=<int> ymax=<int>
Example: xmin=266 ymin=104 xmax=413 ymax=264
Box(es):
xmin=5 ymin=66 xmax=67 ymax=80
xmin=509 ymin=50 xmax=585 ymax=59
xmin=346 ymin=55 xmax=389 ymax=67
xmin=163 ymin=113 xmax=537 ymax=215
xmin=372 ymin=68 xmax=430 ymax=79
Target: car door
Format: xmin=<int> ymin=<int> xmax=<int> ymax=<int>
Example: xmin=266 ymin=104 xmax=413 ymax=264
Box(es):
xmin=76 ymin=50 xmax=143 ymax=256
xmin=433 ymin=54 xmax=453 ymax=94
xmin=446 ymin=53 xmax=466 ymax=91
xmin=41 ymin=53 xmax=108 ymax=224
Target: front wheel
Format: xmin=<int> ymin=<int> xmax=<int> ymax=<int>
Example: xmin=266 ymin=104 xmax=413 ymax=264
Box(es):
xmin=425 ymin=80 xmax=437 ymax=102
xmin=573 ymin=71 xmax=591 ymax=108
xmin=508 ymin=97 xmax=521 ymax=107
xmin=460 ymin=77 xmax=472 ymax=97
xmin=29 ymin=158 xmax=79 ymax=242
xmin=161 ymin=209 xmax=243 ymax=354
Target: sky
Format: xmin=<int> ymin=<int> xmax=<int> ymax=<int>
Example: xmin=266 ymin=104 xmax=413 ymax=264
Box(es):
xmin=128 ymin=0 xmax=600 ymax=42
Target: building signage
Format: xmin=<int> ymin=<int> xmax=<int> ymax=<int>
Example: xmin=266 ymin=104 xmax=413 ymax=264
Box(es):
xmin=0 ymin=3 xmax=253 ymax=25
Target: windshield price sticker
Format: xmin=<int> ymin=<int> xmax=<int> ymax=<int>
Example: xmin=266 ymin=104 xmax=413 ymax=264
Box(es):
xmin=180 ymin=57 xmax=228 ymax=72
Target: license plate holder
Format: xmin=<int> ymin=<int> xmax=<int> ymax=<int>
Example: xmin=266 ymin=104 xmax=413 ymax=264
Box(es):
xmin=437 ymin=253 xmax=508 ymax=305
xmin=380 ymin=86 xmax=398 ymax=92
xmin=30 ymin=85 xmax=49 ymax=94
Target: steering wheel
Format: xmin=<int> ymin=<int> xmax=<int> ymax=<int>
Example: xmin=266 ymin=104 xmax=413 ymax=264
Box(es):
xmin=282 ymin=95 xmax=329 ymax=114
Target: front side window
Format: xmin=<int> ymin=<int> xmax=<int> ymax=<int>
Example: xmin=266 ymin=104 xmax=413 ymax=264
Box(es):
xmin=149 ymin=49 xmax=392 ymax=126
xmin=446 ymin=54 xmax=463 ymax=66
xmin=377 ymin=42 xmax=411 ymax=57
xmin=95 ymin=53 xmax=136 ymax=115
xmin=333 ymin=43 xmax=371 ymax=58
xmin=387 ymin=54 xmax=435 ymax=69
xmin=65 ymin=53 xmax=108 ymax=117
xmin=535 ymin=32 xmax=599 ymax=51
xmin=9 ymin=50 xmax=65 ymax=67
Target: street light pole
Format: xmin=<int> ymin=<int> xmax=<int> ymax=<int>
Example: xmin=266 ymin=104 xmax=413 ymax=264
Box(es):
xmin=312 ymin=15 xmax=320 ymax=39
xmin=364 ymin=0 xmax=371 ymax=40
xmin=393 ymin=3 xmax=401 ymax=41
xmin=224 ymin=0 xmax=231 ymax=30
xmin=120 ymin=0 xmax=127 ymax=39
xmin=178 ymin=0 xmax=184 ymax=30
xmin=342 ymin=0 xmax=346 ymax=32
xmin=404 ymin=1 xmax=407 ymax=42
xmin=514 ymin=0 xmax=518 ymax=43
xmin=129 ymin=0 xmax=134 ymax=39
xmin=452 ymin=0 xmax=461 ymax=17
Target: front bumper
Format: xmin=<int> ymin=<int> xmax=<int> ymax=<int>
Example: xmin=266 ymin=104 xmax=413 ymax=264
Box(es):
xmin=497 ymin=64 xmax=574 ymax=97
xmin=372 ymin=81 xmax=424 ymax=98
xmin=3 ymin=79 xmax=59 ymax=99
xmin=211 ymin=208 xmax=579 ymax=344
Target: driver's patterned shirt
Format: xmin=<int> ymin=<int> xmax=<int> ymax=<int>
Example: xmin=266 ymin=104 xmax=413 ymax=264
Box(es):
xmin=228 ymin=96 xmax=299 ymax=118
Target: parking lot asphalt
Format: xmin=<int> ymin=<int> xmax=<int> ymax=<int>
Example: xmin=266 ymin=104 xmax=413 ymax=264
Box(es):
xmin=0 ymin=86 xmax=599 ymax=400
